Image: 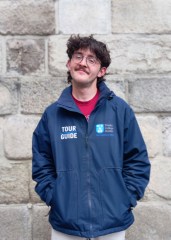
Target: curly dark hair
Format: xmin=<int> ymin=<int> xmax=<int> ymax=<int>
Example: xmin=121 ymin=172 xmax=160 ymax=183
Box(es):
xmin=66 ymin=35 xmax=111 ymax=83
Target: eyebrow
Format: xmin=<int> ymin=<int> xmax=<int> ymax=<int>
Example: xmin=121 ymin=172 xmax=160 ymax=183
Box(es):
xmin=74 ymin=51 xmax=96 ymax=58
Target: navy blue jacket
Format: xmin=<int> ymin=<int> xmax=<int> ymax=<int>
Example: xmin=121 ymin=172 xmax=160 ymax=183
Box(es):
xmin=32 ymin=82 xmax=150 ymax=238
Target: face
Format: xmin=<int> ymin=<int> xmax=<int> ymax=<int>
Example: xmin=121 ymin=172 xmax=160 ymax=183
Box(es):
xmin=66 ymin=48 xmax=106 ymax=88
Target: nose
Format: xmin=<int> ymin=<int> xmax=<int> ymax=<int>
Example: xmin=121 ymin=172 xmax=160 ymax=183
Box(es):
xmin=79 ymin=56 xmax=88 ymax=66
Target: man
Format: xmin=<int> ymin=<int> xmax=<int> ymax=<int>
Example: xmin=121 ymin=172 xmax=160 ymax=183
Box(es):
xmin=32 ymin=35 xmax=150 ymax=240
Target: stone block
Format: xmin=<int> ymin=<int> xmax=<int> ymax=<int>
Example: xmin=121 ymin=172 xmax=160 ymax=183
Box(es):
xmin=7 ymin=39 xmax=45 ymax=75
xmin=0 ymin=39 xmax=2 ymax=73
xmin=162 ymin=117 xmax=171 ymax=157
xmin=0 ymin=0 xmax=55 ymax=35
xmin=50 ymin=34 xmax=171 ymax=75
xmin=0 ymin=163 xmax=29 ymax=203
xmin=0 ymin=119 xmax=10 ymax=168
xmin=48 ymin=35 xmax=69 ymax=76
xmin=0 ymin=118 xmax=5 ymax=163
xmin=30 ymin=179 xmax=43 ymax=204
xmin=105 ymin=76 xmax=126 ymax=100
xmin=59 ymin=0 xmax=111 ymax=34
xmin=128 ymin=78 xmax=171 ymax=112
xmin=96 ymin=35 xmax=171 ymax=75
xmin=4 ymin=115 xmax=39 ymax=159
xmin=28 ymin=163 xmax=43 ymax=204
xmin=32 ymin=204 xmax=51 ymax=240
xmin=0 ymin=77 xmax=18 ymax=115
xmin=20 ymin=77 xmax=68 ymax=114
xmin=148 ymin=157 xmax=171 ymax=200
xmin=112 ymin=0 xmax=171 ymax=34
xmin=0 ymin=84 xmax=11 ymax=113
xmin=136 ymin=115 xmax=161 ymax=157
xmin=127 ymin=202 xmax=171 ymax=240
xmin=0 ymin=204 xmax=31 ymax=240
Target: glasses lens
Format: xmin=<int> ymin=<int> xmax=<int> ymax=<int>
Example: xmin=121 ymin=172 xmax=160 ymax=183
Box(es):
xmin=73 ymin=53 xmax=83 ymax=63
xmin=72 ymin=53 xmax=99 ymax=65
xmin=87 ymin=57 xmax=96 ymax=65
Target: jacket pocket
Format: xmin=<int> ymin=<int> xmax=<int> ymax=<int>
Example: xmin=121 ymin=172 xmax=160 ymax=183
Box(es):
xmin=50 ymin=170 xmax=78 ymax=229
xmin=99 ymin=167 xmax=132 ymax=229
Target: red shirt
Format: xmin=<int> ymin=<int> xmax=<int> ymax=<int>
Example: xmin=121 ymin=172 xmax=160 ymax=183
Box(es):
xmin=72 ymin=90 xmax=100 ymax=120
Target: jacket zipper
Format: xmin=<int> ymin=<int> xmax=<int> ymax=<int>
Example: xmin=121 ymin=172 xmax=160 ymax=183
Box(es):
xmin=85 ymin=128 xmax=93 ymax=233
xmin=87 ymin=172 xmax=93 ymax=232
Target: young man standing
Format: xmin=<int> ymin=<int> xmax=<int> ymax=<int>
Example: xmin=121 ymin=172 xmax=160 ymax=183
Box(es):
xmin=32 ymin=35 xmax=150 ymax=240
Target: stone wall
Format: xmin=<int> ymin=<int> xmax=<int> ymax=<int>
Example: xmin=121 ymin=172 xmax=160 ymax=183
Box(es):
xmin=0 ymin=0 xmax=171 ymax=239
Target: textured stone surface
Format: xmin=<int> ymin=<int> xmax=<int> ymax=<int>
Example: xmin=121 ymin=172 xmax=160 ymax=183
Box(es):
xmin=4 ymin=115 xmax=39 ymax=159
xmin=136 ymin=115 xmax=161 ymax=157
xmin=127 ymin=202 xmax=171 ymax=240
xmin=0 ymin=118 xmax=4 ymax=160
xmin=7 ymin=39 xmax=45 ymax=75
xmin=20 ymin=77 xmax=68 ymax=114
xmin=0 ymin=204 xmax=31 ymax=240
xmin=105 ymin=76 xmax=126 ymax=100
xmin=0 ymin=39 xmax=2 ymax=73
xmin=0 ymin=84 xmax=11 ymax=112
xmin=0 ymin=0 xmax=55 ymax=35
xmin=48 ymin=35 xmax=69 ymax=76
xmin=0 ymin=78 xmax=18 ymax=115
xmin=0 ymin=163 xmax=29 ymax=203
xmin=162 ymin=117 xmax=171 ymax=157
xmin=32 ymin=204 xmax=51 ymax=240
xmin=98 ymin=35 xmax=171 ymax=74
xmin=50 ymin=34 xmax=171 ymax=75
xmin=149 ymin=157 xmax=171 ymax=200
xmin=128 ymin=78 xmax=171 ymax=112
xmin=59 ymin=0 xmax=111 ymax=34
xmin=30 ymin=178 xmax=43 ymax=204
xmin=29 ymin=163 xmax=43 ymax=204
xmin=112 ymin=0 xmax=171 ymax=33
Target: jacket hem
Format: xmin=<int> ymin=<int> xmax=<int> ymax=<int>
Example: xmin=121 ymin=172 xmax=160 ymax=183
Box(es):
xmin=49 ymin=216 xmax=134 ymax=238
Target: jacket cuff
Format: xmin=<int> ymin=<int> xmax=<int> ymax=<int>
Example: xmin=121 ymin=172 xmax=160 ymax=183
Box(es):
xmin=126 ymin=188 xmax=137 ymax=208
xmin=46 ymin=188 xmax=54 ymax=206
xmin=130 ymin=195 xmax=137 ymax=208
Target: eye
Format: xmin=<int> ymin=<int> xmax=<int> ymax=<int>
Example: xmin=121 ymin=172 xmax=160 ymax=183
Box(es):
xmin=75 ymin=54 xmax=82 ymax=60
xmin=87 ymin=57 xmax=96 ymax=64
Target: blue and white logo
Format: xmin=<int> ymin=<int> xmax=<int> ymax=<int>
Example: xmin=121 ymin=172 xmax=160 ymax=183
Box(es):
xmin=96 ymin=124 xmax=104 ymax=134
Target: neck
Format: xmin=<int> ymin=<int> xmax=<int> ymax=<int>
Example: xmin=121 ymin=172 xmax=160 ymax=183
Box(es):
xmin=72 ymin=83 xmax=98 ymax=101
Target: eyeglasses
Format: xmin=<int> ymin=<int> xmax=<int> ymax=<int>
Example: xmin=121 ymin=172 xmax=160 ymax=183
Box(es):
xmin=72 ymin=53 xmax=100 ymax=66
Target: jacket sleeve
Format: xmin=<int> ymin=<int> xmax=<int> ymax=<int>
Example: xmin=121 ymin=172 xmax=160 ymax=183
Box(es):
xmin=32 ymin=111 xmax=56 ymax=206
xmin=123 ymin=107 xmax=151 ymax=208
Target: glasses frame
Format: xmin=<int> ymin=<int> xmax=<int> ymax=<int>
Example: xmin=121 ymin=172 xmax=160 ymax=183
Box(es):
xmin=71 ymin=52 xmax=100 ymax=66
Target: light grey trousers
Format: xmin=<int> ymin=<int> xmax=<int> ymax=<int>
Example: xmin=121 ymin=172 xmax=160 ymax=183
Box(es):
xmin=51 ymin=228 xmax=126 ymax=240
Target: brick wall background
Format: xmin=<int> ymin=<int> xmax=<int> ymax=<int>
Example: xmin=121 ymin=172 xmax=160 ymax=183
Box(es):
xmin=0 ymin=0 xmax=171 ymax=239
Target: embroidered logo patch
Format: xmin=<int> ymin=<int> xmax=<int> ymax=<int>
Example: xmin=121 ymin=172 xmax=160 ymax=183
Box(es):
xmin=96 ymin=124 xmax=104 ymax=134
xmin=96 ymin=124 xmax=114 ymax=137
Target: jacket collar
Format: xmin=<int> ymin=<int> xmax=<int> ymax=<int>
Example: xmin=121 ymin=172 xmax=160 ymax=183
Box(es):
xmin=56 ymin=81 xmax=115 ymax=111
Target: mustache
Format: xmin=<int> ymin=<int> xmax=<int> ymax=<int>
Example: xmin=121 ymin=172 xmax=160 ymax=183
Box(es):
xmin=75 ymin=67 xmax=89 ymax=74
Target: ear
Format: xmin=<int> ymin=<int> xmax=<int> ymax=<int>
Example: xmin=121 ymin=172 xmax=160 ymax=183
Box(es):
xmin=97 ymin=67 xmax=107 ymax=78
xmin=66 ymin=60 xmax=71 ymax=70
